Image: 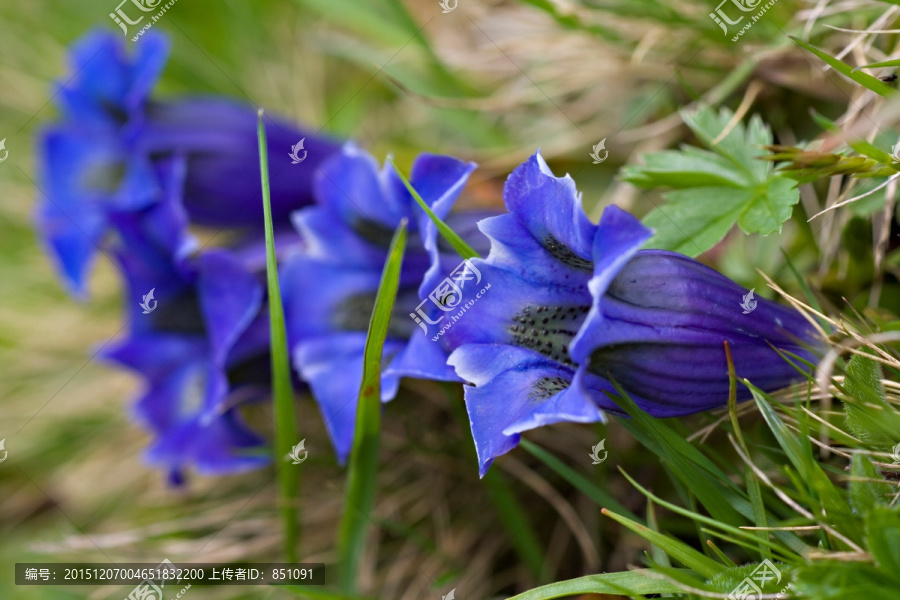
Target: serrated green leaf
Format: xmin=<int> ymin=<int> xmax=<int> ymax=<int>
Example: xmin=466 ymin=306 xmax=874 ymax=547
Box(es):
xmin=621 ymin=147 xmax=748 ymax=189
xmin=737 ymin=177 xmax=800 ymax=236
xmin=627 ymin=106 xmax=799 ymax=255
xmin=642 ymin=187 xmax=748 ymax=255
xmin=682 ymin=108 xmax=771 ymax=181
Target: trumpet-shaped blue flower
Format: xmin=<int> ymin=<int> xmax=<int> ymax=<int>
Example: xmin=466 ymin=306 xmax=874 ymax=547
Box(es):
xmin=441 ymin=152 xmax=818 ymax=476
xmin=37 ymin=29 xmax=340 ymax=296
xmin=100 ymin=158 xmax=271 ymax=482
xmin=282 ymin=144 xmax=481 ymax=462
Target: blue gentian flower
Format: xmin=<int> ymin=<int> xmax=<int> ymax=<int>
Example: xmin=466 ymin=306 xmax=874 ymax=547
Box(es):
xmin=282 ymin=144 xmax=481 ymax=462
xmin=100 ymin=158 xmax=271 ymax=482
xmin=440 ymin=152 xmax=818 ymax=476
xmin=37 ymin=29 xmax=340 ymax=296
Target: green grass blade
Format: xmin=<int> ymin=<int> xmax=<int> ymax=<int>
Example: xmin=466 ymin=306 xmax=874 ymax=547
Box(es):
xmin=386 ymin=157 xmax=480 ymax=260
xmin=507 ymin=569 xmax=685 ymax=600
xmin=520 ymin=439 xmax=640 ymax=522
xmin=789 ymin=37 xmax=895 ymax=96
xmin=606 ymin=385 xmax=748 ymax=526
xmin=258 ymin=109 xmax=300 ymax=563
xmin=601 ymin=508 xmax=725 ymax=578
xmin=854 ymin=58 xmax=900 ymax=70
xmin=337 ymin=219 xmax=408 ymax=593
xmin=617 ymin=468 xmax=799 ymax=557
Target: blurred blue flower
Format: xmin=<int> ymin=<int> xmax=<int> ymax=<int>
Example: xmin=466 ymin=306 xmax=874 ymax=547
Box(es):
xmin=282 ymin=144 xmax=479 ymax=462
xmin=442 ymin=152 xmax=818 ymax=476
xmin=100 ymin=158 xmax=272 ymax=482
xmin=36 ymin=29 xmax=340 ymax=296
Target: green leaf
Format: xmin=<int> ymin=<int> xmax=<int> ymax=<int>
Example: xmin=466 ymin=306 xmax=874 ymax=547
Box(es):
xmin=789 ymin=36 xmax=896 ymax=96
xmin=737 ymin=177 xmax=801 ymax=236
xmin=641 ymin=187 xmax=755 ymax=255
xmin=849 ymin=454 xmax=892 ymax=515
xmin=387 ymin=157 xmax=480 ymax=260
xmin=866 ymin=506 xmax=900 ymax=579
xmin=844 ymin=354 xmax=900 ymax=446
xmin=624 ymin=106 xmax=799 ymax=256
xmin=794 ymin=562 xmax=900 ymax=600
xmin=849 ymin=139 xmax=896 ymax=166
xmin=506 ymin=569 xmax=684 ymax=600
xmin=258 ymin=110 xmax=300 ymax=562
xmin=854 ymin=58 xmax=900 ymax=71
xmin=337 ymin=220 xmax=408 ymax=593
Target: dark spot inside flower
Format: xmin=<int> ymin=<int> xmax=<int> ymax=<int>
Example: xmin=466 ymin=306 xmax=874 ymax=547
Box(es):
xmin=529 ymin=375 xmax=569 ymax=400
xmin=149 ymin=290 xmax=206 ymax=335
xmin=99 ymin=99 xmax=130 ymax=128
xmin=363 ymin=385 xmax=374 ymax=396
xmin=228 ymin=353 xmax=272 ymax=387
xmin=335 ymin=288 xmax=419 ymax=339
xmin=543 ymin=234 xmax=593 ymax=271
xmin=508 ymin=303 xmax=588 ymax=367
xmin=351 ymin=217 xmax=401 ymax=248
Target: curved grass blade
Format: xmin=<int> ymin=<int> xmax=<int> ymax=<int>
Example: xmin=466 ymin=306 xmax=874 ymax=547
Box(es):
xmin=337 ymin=220 xmax=408 ymax=593
xmin=789 ymin=37 xmax=895 ymax=96
xmin=386 ymin=157 xmax=480 ymax=260
xmin=507 ymin=568 xmax=685 ymax=600
xmin=853 ymin=58 xmax=900 ymax=71
xmin=258 ymin=109 xmax=300 ymax=563
xmin=601 ymin=508 xmax=725 ymax=578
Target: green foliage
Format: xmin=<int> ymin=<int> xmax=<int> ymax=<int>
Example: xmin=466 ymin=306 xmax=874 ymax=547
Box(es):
xmin=622 ymin=106 xmax=800 ymax=255
xmin=790 ymin=37 xmax=897 ymax=96
xmin=259 ymin=111 xmax=301 ymax=562
xmin=518 ymin=359 xmax=900 ymax=598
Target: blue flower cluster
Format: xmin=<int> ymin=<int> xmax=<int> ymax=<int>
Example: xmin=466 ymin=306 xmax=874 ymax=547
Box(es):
xmin=39 ymin=31 xmax=819 ymax=481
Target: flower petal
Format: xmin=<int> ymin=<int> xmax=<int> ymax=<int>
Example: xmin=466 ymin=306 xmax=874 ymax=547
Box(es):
xmin=570 ymin=205 xmax=654 ymax=363
xmin=497 ymin=151 xmax=596 ymax=278
xmin=449 ymin=344 xmax=606 ymax=477
xmin=197 ymin=250 xmax=263 ymax=366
